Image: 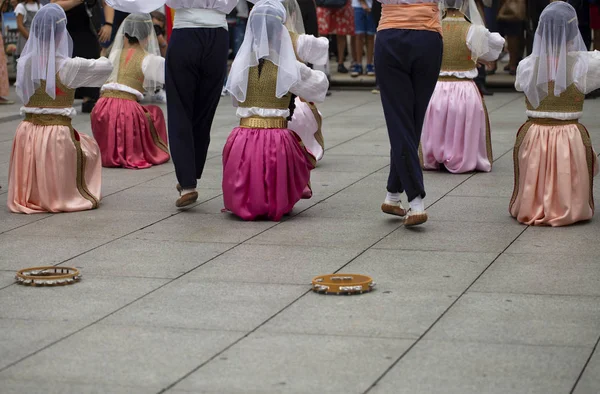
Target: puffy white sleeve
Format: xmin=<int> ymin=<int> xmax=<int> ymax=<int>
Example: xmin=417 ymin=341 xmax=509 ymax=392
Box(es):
xmin=142 ymin=54 xmax=165 ymax=86
xmin=466 ymin=25 xmax=505 ymax=62
xmin=296 ymin=35 xmax=329 ymax=66
xmin=59 ymin=57 xmax=113 ymax=89
xmin=573 ymin=51 xmax=600 ymax=94
xmin=514 ymin=57 xmax=535 ymax=92
xmin=105 ymin=0 xmax=166 ymax=13
xmin=289 ymin=62 xmax=329 ymax=104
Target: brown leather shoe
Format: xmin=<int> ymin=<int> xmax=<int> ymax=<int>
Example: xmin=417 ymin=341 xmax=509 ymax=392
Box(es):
xmin=381 ymin=200 xmax=407 ymax=217
xmin=404 ymin=211 xmax=428 ymax=227
xmin=176 ymin=191 xmax=198 ymax=208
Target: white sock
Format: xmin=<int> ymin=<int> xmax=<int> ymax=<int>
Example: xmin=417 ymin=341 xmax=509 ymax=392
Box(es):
xmin=181 ymin=188 xmax=197 ymax=195
xmin=386 ymin=192 xmax=401 ymax=203
xmin=409 ymin=196 xmax=425 ymax=212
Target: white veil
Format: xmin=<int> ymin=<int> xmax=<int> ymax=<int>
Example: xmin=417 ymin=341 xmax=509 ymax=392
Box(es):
xmin=16 ymin=4 xmax=73 ymax=104
xmin=108 ymin=13 xmax=162 ymax=92
xmin=520 ymin=1 xmax=589 ymax=109
xmin=226 ymin=0 xmax=300 ymax=102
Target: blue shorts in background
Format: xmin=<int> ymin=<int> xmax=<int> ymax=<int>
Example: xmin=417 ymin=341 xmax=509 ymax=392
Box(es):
xmin=354 ymin=7 xmax=376 ymax=35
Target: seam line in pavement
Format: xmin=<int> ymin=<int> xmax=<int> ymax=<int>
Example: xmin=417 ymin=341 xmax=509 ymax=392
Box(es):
xmin=570 ymin=334 xmax=600 ymax=393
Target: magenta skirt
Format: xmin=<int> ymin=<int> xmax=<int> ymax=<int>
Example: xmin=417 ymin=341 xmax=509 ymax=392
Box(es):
xmin=421 ymin=80 xmax=492 ymax=173
xmin=91 ymin=97 xmax=170 ymax=169
xmin=222 ymin=127 xmax=315 ymax=221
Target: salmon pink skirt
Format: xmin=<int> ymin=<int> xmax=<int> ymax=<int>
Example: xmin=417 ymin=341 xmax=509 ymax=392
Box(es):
xmin=421 ymin=80 xmax=492 ymax=173
xmin=510 ymin=119 xmax=599 ymax=226
xmin=8 ymin=120 xmax=102 ymax=214
xmin=91 ymin=97 xmax=170 ymax=169
xmin=222 ymin=127 xmax=315 ymax=221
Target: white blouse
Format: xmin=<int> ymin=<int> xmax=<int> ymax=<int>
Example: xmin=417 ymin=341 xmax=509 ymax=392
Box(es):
xmin=439 ymin=21 xmax=505 ymax=79
xmin=106 ymin=0 xmax=237 ymax=15
xmin=377 ymin=0 xmax=440 ymax=4
xmin=21 ymin=57 xmax=113 ymax=118
xmin=101 ymin=54 xmax=165 ymax=101
xmin=515 ymin=51 xmax=600 ymax=120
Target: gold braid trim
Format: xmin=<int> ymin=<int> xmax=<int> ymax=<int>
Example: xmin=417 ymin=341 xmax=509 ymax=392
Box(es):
xmin=510 ymin=121 xmax=533 ymax=210
xmin=576 ymin=124 xmax=596 ymax=212
xmin=101 ymin=90 xmax=138 ymax=101
xmin=240 ymin=116 xmax=288 ymax=129
xmin=479 ymin=89 xmax=493 ymax=166
xmin=305 ymin=100 xmax=325 ymax=153
xmin=25 ymin=113 xmax=99 ymax=209
xmin=438 ymin=76 xmax=471 ymax=82
xmin=144 ymin=112 xmax=170 ymax=155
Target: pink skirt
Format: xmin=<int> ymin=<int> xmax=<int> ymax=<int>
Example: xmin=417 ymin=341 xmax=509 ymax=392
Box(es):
xmin=421 ymin=80 xmax=492 ymax=173
xmin=510 ymin=120 xmax=599 ymax=227
xmin=91 ymin=97 xmax=170 ymax=169
xmin=222 ymin=127 xmax=315 ymax=221
xmin=8 ymin=120 xmax=102 ymax=214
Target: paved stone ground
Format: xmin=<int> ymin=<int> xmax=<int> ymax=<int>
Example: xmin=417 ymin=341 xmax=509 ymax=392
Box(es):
xmin=0 ymin=89 xmax=599 ymax=394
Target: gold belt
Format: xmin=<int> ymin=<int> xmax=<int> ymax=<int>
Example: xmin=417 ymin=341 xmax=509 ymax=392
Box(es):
xmin=101 ymin=90 xmax=138 ymax=101
xmin=528 ymin=118 xmax=579 ymax=126
xmin=24 ymin=113 xmax=72 ymax=127
xmin=240 ymin=116 xmax=288 ymax=129
xmin=438 ymin=75 xmax=472 ymax=82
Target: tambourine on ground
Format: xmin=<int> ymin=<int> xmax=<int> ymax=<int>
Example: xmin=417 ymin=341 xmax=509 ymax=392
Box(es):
xmin=312 ymin=274 xmax=375 ymax=295
xmin=15 ymin=266 xmax=81 ymax=287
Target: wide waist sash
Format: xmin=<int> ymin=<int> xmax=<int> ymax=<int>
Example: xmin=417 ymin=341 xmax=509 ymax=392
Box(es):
xmin=438 ymin=75 xmax=473 ymax=82
xmin=527 ymin=118 xmax=579 ymax=125
xmin=24 ymin=113 xmax=72 ymax=127
xmin=378 ymin=3 xmax=442 ymax=35
xmin=101 ymin=90 xmax=138 ymax=101
xmin=240 ymin=116 xmax=288 ymax=129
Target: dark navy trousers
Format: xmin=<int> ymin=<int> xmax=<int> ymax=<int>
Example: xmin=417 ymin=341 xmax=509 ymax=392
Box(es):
xmin=166 ymin=28 xmax=229 ymax=189
xmin=375 ymin=29 xmax=443 ymax=201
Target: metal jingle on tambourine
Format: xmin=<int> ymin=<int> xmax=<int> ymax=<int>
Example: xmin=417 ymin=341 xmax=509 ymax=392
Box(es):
xmin=15 ymin=266 xmax=82 ymax=287
xmin=311 ymin=274 xmax=375 ymax=295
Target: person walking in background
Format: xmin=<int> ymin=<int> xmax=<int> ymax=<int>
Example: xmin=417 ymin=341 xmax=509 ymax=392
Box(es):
xmin=497 ymin=0 xmax=526 ymax=75
xmin=317 ymin=0 xmax=355 ymax=73
xmin=0 ymin=29 xmax=14 ymax=104
xmin=351 ymin=0 xmax=375 ymax=77
xmin=15 ymin=0 xmax=40 ymax=58
xmin=510 ymin=1 xmax=600 ymax=226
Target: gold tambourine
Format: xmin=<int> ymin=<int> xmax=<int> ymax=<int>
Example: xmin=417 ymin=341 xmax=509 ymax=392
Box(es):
xmin=312 ymin=274 xmax=375 ymax=295
xmin=15 ymin=266 xmax=81 ymax=287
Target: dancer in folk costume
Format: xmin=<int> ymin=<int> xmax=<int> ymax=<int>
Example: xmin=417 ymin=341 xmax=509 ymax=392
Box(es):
xmin=224 ymin=0 xmax=329 ymax=221
xmin=91 ymin=13 xmax=169 ymax=169
xmin=107 ymin=0 xmax=238 ymax=207
xmin=375 ymin=0 xmax=443 ymax=226
xmin=511 ymin=1 xmax=600 ymax=226
xmin=8 ymin=4 xmax=112 ymax=213
xmin=284 ymin=0 xmax=328 ymax=163
xmin=420 ymin=0 xmax=504 ymax=173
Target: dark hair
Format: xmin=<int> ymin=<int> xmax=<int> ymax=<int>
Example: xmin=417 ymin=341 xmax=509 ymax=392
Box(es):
xmin=124 ymin=33 xmax=139 ymax=45
xmin=150 ymin=11 xmax=166 ymax=24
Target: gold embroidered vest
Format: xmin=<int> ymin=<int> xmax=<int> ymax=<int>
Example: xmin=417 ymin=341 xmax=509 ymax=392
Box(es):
xmin=25 ymin=77 xmax=75 ymax=109
xmin=526 ymin=82 xmax=585 ymax=113
xmin=440 ymin=17 xmax=476 ymax=73
xmin=116 ymin=48 xmax=146 ymax=93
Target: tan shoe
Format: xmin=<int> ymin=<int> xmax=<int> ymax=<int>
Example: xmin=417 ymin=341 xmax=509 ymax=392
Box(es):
xmin=404 ymin=210 xmax=428 ymax=227
xmin=381 ymin=200 xmax=407 ymax=217
xmin=176 ymin=183 xmax=183 ymax=193
xmin=176 ymin=191 xmax=198 ymax=208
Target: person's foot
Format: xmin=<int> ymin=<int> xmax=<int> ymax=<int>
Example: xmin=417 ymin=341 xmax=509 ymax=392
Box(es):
xmin=176 ymin=191 xmax=199 ymax=208
xmin=366 ymin=64 xmax=375 ymax=76
xmin=371 ymin=88 xmax=380 ymax=94
xmin=0 ymin=97 xmax=14 ymax=105
xmin=81 ymin=100 xmax=96 ymax=113
xmin=152 ymin=89 xmax=167 ymax=104
xmin=326 ymin=90 xmax=332 ymax=97
xmin=337 ymin=63 xmax=349 ymax=74
xmin=381 ymin=199 xmax=407 ymax=217
xmin=476 ymin=81 xmax=493 ymax=96
xmin=350 ymin=64 xmax=363 ymax=77
xmin=221 ymin=86 xmax=228 ymax=97
xmin=404 ymin=209 xmax=428 ymax=226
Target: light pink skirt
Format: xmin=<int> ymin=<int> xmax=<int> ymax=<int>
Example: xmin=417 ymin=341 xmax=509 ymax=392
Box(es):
xmin=421 ymin=80 xmax=492 ymax=173
xmin=222 ymin=127 xmax=315 ymax=221
xmin=510 ymin=120 xmax=599 ymax=227
xmin=8 ymin=120 xmax=102 ymax=214
xmin=91 ymin=97 xmax=170 ymax=169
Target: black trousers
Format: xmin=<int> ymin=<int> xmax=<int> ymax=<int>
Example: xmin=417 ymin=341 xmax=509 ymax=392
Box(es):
xmin=375 ymin=29 xmax=443 ymax=201
xmin=297 ymin=0 xmax=319 ymax=37
xmin=166 ymin=28 xmax=229 ymax=189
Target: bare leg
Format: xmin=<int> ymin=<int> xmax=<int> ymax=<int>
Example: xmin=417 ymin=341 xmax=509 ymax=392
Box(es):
xmin=337 ymin=34 xmax=347 ymax=65
xmin=356 ymin=33 xmax=364 ymax=65
xmin=366 ymin=34 xmax=374 ymax=64
xmin=594 ymin=29 xmax=600 ymax=51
